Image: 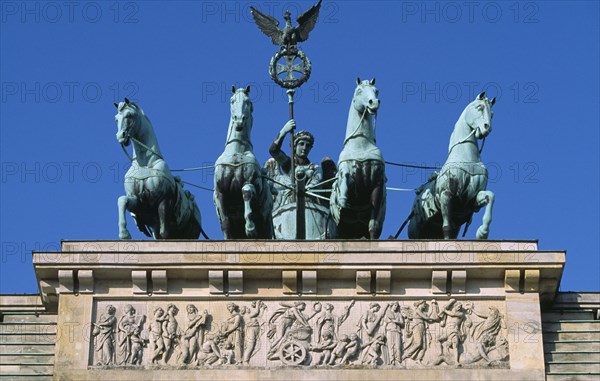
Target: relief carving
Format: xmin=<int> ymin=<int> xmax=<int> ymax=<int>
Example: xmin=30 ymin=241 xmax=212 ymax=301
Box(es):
xmin=220 ymin=303 xmax=244 ymax=364
xmin=359 ymin=334 xmax=386 ymax=365
xmin=91 ymin=299 xmax=509 ymax=369
xmin=402 ymin=299 xmax=439 ymax=364
xmin=463 ymin=305 xmax=508 ymax=366
xmin=149 ymin=306 xmax=167 ymax=364
xmin=161 ymin=303 xmax=179 ymax=364
xmin=197 ymin=334 xmax=223 ymax=366
xmin=315 ymin=301 xmax=354 ymax=342
xmin=308 ymin=331 xmax=336 ymax=365
xmin=116 ymin=304 xmax=146 ymax=365
xmin=383 ymin=302 xmax=405 ymax=365
xmin=328 ymin=333 xmax=360 ymax=365
xmin=92 ymin=304 xmax=117 ymax=366
xmin=241 ymin=300 xmax=267 ymax=365
xmin=266 ymin=301 xmax=313 ymax=364
xmin=179 ymin=304 xmax=208 ymax=365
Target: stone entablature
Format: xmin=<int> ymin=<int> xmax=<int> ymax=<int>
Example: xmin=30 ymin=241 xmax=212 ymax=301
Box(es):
xmin=33 ymin=240 xmax=563 ymax=301
xmin=30 ymin=240 xmax=564 ymax=380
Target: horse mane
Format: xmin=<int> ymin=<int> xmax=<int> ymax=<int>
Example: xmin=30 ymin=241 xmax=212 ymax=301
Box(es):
xmin=127 ymin=102 xmax=153 ymax=127
xmin=345 ymin=92 xmax=375 ymax=143
xmin=449 ymin=99 xmax=476 ymax=150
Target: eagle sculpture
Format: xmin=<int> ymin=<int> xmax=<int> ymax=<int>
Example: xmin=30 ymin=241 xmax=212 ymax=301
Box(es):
xmin=250 ymin=0 xmax=322 ymax=49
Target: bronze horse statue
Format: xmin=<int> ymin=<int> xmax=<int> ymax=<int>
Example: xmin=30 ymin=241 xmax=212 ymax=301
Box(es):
xmin=214 ymin=86 xmax=274 ymax=239
xmin=407 ymin=92 xmax=496 ymax=239
xmin=115 ymin=99 xmax=203 ymax=239
xmin=330 ymin=78 xmax=386 ymax=239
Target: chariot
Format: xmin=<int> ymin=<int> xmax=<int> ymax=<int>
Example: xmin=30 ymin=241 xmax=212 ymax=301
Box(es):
xmin=278 ymin=326 xmax=313 ymax=366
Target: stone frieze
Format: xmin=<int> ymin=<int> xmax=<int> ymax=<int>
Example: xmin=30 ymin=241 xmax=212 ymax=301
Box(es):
xmin=91 ymin=299 xmax=509 ymax=369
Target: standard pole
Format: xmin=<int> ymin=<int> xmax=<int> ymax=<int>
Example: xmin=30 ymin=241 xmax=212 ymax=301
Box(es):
xmin=296 ymin=169 xmax=306 ymax=240
xmin=287 ymin=89 xmax=296 ymax=188
xmin=287 ymin=89 xmax=306 ymax=239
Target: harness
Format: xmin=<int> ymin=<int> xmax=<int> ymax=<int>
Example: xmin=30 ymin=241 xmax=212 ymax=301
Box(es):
xmin=343 ymin=108 xmax=374 ymax=145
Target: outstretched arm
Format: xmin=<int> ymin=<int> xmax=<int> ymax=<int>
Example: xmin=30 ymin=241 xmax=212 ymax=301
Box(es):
xmin=471 ymin=309 xmax=488 ymax=319
xmin=269 ymin=120 xmax=295 ymax=174
xmin=338 ymin=300 xmax=355 ymax=327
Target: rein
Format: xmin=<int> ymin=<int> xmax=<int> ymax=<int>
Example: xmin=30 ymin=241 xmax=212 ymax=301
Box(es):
xmin=120 ymin=144 xmax=134 ymax=162
xmin=447 ymin=128 xmax=476 ymax=156
xmin=225 ymin=119 xmax=253 ymax=150
xmin=447 ymin=126 xmax=486 ymax=157
xmin=343 ymin=107 xmax=370 ymax=145
xmin=225 ymin=137 xmax=254 ymax=150
xmin=120 ymin=134 xmax=164 ymax=162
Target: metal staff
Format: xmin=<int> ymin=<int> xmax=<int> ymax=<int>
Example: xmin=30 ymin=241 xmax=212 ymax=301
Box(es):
xmin=250 ymin=0 xmax=322 ymax=240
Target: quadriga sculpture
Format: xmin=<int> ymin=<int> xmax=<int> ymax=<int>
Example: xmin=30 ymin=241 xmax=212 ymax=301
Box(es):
xmin=408 ymin=92 xmax=496 ymax=239
xmin=115 ymin=98 xmax=202 ymax=239
xmin=214 ymin=86 xmax=274 ymax=239
xmin=330 ymin=78 xmax=386 ymax=239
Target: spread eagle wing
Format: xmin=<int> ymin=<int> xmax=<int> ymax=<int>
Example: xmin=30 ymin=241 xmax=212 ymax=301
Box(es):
xmin=295 ymin=0 xmax=322 ymax=42
xmin=250 ymin=7 xmax=283 ymax=45
xmin=320 ymin=156 xmax=337 ymax=185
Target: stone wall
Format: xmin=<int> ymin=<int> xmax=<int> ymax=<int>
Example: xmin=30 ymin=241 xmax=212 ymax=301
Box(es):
xmin=28 ymin=240 xmax=565 ymax=380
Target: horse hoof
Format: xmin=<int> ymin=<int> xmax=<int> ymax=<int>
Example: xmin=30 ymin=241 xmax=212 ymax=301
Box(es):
xmin=368 ymin=220 xmax=380 ymax=239
xmin=119 ymin=231 xmax=132 ymax=240
xmin=476 ymin=227 xmax=489 ymax=240
xmin=442 ymin=226 xmax=453 ymax=239
xmin=339 ymin=197 xmax=348 ymax=209
xmin=245 ymin=222 xmax=257 ymax=238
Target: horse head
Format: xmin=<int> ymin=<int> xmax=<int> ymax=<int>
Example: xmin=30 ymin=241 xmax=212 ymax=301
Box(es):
xmin=353 ymin=78 xmax=380 ymax=115
xmin=465 ymin=92 xmax=496 ymax=139
xmin=114 ymin=98 xmax=140 ymax=147
xmin=228 ymin=85 xmax=253 ymax=143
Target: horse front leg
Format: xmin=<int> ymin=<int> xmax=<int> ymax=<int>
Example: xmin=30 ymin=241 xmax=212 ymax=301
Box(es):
xmin=475 ymin=190 xmax=495 ymax=239
xmin=369 ymin=185 xmax=384 ymax=239
xmin=118 ymin=195 xmax=136 ymax=240
xmin=337 ymin=162 xmax=351 ymax=209
xmin=439 ymin=190 xmax=454 ymax=239
xmin=242 ymin=183 xmax=257 ymax=238
xmin=214 ymin=190 xmax=231 ymax=239
xmin=157 ymin=198 xmax=173 ymax=239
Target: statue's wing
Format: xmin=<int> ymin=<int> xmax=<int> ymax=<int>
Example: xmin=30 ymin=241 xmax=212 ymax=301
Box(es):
xmin=296 ymin=0 xmax=322 ymax=42
xmin=320 ymin=156 xmax=337 ymax=184
xmin=250 ymin=7 xmax=283 ymax=45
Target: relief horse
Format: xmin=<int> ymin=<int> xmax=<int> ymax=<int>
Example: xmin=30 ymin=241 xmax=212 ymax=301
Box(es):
xmin=408 ymin=92 xmax=496 ymax=239
xmin=330 ymin=78 xmax=386 ymax=239
xmin=115 ymin=98 xmax=202 ymax=239
xmin=214 ymin=86 xmax=273 ymax=239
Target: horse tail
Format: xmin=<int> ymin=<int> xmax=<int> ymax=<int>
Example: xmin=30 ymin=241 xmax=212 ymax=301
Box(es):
xmin=393 ymin=211 xmax=414 ymax=239
xmin=200 ymin=229 xmax=210 ymax=240
xmin=462 ymin=215 xmax=473 ymax=237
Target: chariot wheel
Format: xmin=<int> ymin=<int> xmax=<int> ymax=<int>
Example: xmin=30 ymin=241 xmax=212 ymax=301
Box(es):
xmin=279 ymin=341 xmax=307 ymax=366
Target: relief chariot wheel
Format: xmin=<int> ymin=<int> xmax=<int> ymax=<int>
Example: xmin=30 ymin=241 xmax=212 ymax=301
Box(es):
xmin=279 ymin=340 xmax=307 ymax=366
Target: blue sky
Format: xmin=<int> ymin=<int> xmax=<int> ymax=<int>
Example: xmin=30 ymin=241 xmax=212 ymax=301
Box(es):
xmin=1 ymin=1 xmax=598 ymax=293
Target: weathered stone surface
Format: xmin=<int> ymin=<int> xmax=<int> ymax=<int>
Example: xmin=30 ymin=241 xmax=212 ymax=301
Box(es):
xmin=0 ymin=295 xmax=57 ymax=381
xmin=27 ymin=240 xmax=569 ymax=380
